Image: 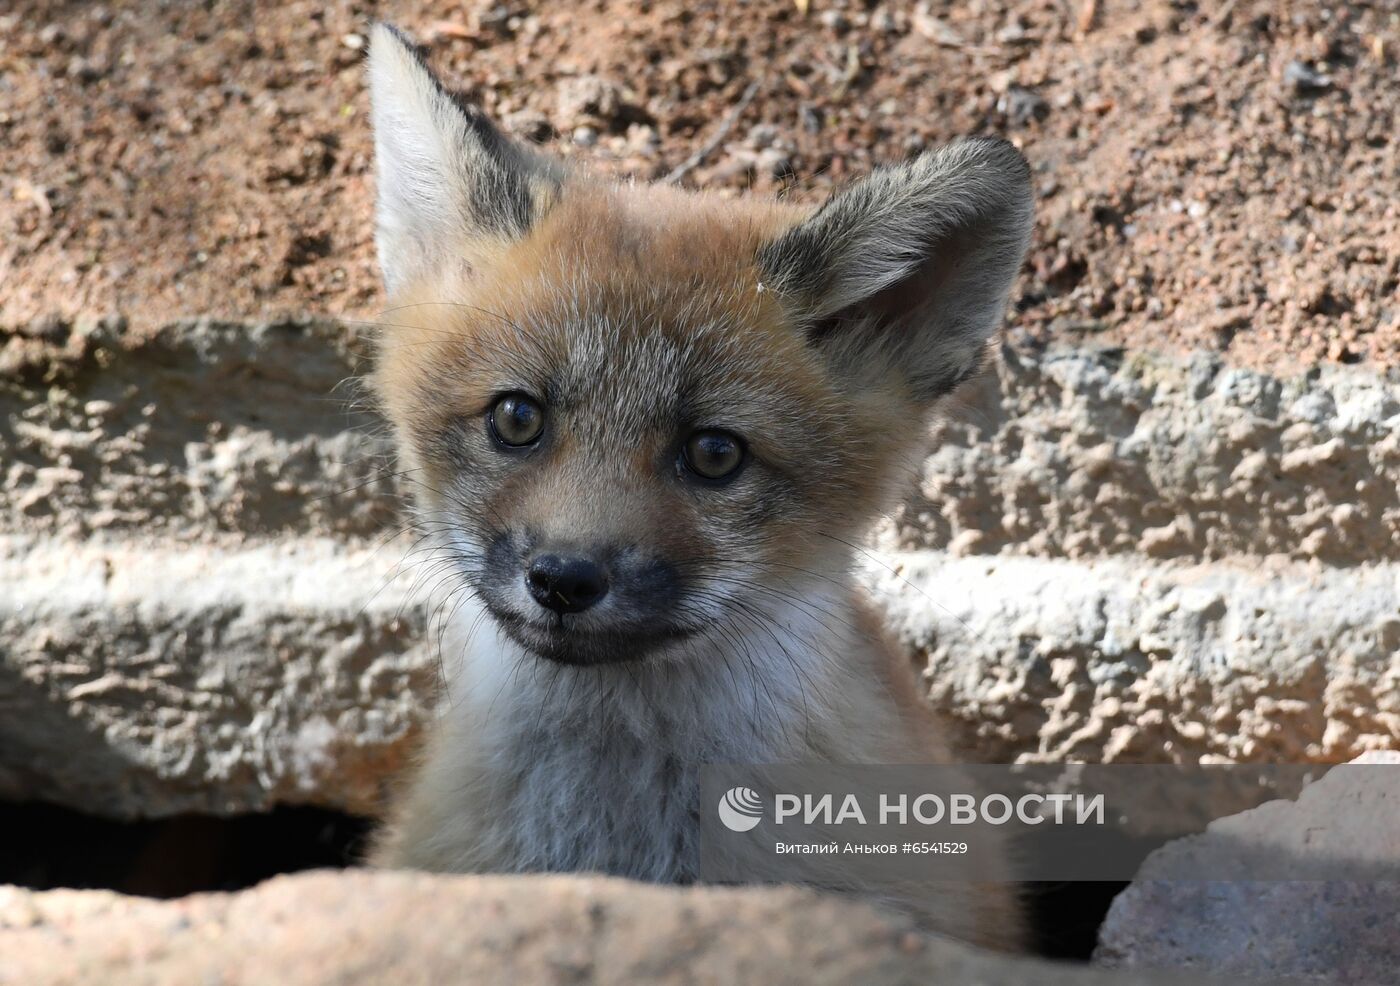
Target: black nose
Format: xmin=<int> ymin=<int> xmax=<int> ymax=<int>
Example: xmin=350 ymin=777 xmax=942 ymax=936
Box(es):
xmin=525 ymin=554 xmax=609 ymax=614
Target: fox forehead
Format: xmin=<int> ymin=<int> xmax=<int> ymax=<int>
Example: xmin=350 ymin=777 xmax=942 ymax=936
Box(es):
xmin=453 ymin=180 xmax=810 ymax=358
xmin=380 ymin=183 xmax=845 ymax=440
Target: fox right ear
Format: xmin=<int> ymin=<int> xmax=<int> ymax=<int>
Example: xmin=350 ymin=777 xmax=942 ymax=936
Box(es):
xmin=367 ymin=24 xmax=559 ymax=294
xmin=758 ymin=137 xmax=1033 ymax=404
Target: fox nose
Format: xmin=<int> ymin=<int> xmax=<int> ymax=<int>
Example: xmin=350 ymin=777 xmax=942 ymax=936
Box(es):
xmin=525 ymin=554 xmax=609 ymax=614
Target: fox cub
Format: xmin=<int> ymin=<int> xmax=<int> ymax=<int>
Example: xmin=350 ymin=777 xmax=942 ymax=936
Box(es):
xmin=365 ymin=25 xmax=1033 ymax=950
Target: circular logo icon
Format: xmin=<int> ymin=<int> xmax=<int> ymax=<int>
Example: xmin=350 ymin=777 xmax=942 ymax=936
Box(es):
xmin=718 ymin=786 xmax=764 ymax=832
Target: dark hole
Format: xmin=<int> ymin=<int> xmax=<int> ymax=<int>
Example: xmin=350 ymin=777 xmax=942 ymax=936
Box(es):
xmin=1023 ymin=881 xmax=1131 ymax=960
xmin=0 ymin=800 xmax=371 ymax=898
xmin=1017 ymin=822 xmax=1164 ymax=958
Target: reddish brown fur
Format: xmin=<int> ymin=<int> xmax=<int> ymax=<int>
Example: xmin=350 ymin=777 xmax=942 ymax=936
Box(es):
xmin=370 ymin=180 xmax=1024 ymax=950
xmin=375 ymin=178 xmax=929 ymax=582
xmin=366 ymin=24 xmax=1031 ymax=951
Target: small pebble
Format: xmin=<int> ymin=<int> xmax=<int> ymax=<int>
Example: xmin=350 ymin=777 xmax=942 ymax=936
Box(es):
xmin=1283 ymin=60 xmax=1331 ymax=94
xmin=997 ymin=86 xmax=1049 ymax=127
xmin=20 ymin=314 xmax=69 ymax=343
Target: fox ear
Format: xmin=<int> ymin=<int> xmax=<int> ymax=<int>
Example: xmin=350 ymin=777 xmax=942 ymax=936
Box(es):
xmin=758 ymin=138 xmax=1033 ymax=402
xmin=367 ymin=23 xmax=558 ymax=293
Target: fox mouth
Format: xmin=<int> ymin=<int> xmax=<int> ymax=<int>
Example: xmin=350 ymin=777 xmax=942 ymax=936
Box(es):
xmin=484 ymin=604 xmax=700 ymax=666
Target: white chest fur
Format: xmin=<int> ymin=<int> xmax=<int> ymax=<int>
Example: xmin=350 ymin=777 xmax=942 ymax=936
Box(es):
xmin=421 ymin=588 xmax=868 ymax=881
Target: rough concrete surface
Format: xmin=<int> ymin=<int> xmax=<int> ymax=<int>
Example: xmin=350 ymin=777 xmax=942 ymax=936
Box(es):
xmin=5 ymin=534 xmax=1396 ymax=816
xmin=887 ymin=345 xmax=1400 ymax=563
xmin=2 ymin=320 xmax=1397 ymax=817
xmin=870 ymin=552 xmax=1400 ymax=765
xmin=8 ymin=319 xmax=1399 ymax=557
xmin=0 ymin=870 xmax=1216 ymax=986
xmin=1095 ymin=752 xmax=1400 ymax=984
xmin=0 ymin=536 xmax=434 ymax=818
xmin=1 ymin=317 xmax=395 ymax=539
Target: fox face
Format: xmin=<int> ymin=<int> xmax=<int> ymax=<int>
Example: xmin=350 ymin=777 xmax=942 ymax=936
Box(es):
xmin=367 ymin=25 xmax=1032 ymax=668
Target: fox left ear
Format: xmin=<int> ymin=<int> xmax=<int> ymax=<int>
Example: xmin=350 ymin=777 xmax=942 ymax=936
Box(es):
xmin=758 ymin=137 xmax=1033 ymax=402
xmin=367 ymin=23 xmax=560 ymax=294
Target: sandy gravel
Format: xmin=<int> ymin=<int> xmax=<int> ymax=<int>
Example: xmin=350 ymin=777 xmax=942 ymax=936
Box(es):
xmin=2 ymin=0 xmax=1396 ymax=370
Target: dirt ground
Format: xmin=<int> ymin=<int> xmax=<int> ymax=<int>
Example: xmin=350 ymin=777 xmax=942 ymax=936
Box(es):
xmin=2 ymin=0 xmax=1397 ymax=371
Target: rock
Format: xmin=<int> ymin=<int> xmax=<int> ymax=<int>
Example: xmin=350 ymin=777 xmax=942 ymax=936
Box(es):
xmin=744 ymin=123 xmax=781 ymax=149
xmin=0 ymin=317 xmax=394 ymax=539
xmin=625 ymin=123 xmax=660 ymax=156
xmin=912 ymin=5 xmax=964 ymax=46
xmin=870 ymin=6 xmax=898 ymax=34
xmin=3 ymin=324 xmax=1398 ymax=817
xmin=16 ymin=321 xmax=1398 ymax=564
xmin=8 ymin=535 xmax=1395 ymax=818
xmin=503 ymin=108 xmax=553 ymax=142
xmin=0 ymin=870 xmax=1213 ymax=985
xmin=868 ymin=553 xmax=1400 ymax=765
xmin=0 ymin=537 xmax=434 ymax=818
xmin=65 ymin=56 xmax=107 ymax=84
xmin=1284 ymin=60 xmax=1332 ymax=94
xmin=556 ymin=75 xmax=623 ymax=128
xmin=998 ymin=86 xmax=1050 ymax=127
xmin=0 ymin=319 xmax=415 ymax=817
xmin=887 ymin=346 xmax=1400 ymax=564
xmin=17 ymin=313 xmax=70 ymax=342
xmin=1095 ymin=753 xmax=1400 ymax=982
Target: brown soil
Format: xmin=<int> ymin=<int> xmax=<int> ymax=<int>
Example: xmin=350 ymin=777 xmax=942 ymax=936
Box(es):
xmin=2 ymin=0 xmax=1397 ymax=371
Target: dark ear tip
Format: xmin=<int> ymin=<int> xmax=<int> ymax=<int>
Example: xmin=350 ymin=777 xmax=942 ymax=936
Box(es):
xmin=964 ymin=135 xmax=1030 ymax=175
xmin=927 ymin=136 xmax=1034 ymax=234
xmin=372 ymin=22 xmax=412 ymax=47
xmin=933 ymin=135 xmax=1032 ymax=188
xmin=370 ymin=22 xmax=429 ymax=65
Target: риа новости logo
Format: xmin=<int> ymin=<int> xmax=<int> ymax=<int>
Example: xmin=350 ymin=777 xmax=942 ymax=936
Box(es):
xmin=717 ymin=786 xmax=764 ymax=832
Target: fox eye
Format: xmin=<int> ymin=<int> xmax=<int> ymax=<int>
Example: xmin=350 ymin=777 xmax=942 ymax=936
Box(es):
xmin=488 ymin=393 xmax=545 ymax=447
xmin=681 ymin=430 xmax=746 ymax=482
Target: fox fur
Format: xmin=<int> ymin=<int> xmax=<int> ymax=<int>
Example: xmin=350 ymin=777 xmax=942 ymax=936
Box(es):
xmin=363 ymin=23 xmax=1034 ymax=952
